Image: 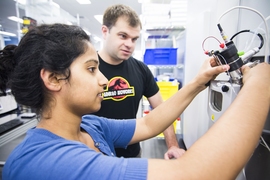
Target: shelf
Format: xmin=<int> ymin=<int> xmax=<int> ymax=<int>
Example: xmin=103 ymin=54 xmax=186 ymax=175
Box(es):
xmin=0 ymin=118 xmax=37 ymax=147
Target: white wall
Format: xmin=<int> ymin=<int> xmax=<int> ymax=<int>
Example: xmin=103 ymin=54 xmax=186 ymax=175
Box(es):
xmin=0 ymin=35 xmax=4 ymax=50
xmin=182 ymin=0 xmax=270 ymax=148
xmin=236 ymin=0 xmax=270 ymax=58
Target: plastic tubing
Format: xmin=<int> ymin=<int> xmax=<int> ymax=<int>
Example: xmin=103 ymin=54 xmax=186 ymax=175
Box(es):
xmin=218 ymin=6 xmax=269 ymax=63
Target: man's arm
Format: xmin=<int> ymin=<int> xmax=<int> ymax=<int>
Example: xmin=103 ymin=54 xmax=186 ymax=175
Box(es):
xmin=148 ymin=92 xmax=185 ymax=159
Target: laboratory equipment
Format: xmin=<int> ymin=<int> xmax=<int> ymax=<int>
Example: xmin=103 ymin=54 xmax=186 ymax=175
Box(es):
xmin=206 ymin=24 xmax=264 ymax=126
xmin=0 ymin=118 xmax=23 ymax=135
xmin=0 ymin=90 xmax=17 ymax=116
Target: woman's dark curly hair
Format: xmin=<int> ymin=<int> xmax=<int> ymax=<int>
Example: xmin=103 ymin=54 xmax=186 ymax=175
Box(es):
xmin=0 ymin=23 xmax=90 ymax=115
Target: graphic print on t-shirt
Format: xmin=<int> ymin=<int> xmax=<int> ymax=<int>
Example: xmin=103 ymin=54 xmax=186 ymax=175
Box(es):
xmin=103 ymin=76 xmax=135 ymax=101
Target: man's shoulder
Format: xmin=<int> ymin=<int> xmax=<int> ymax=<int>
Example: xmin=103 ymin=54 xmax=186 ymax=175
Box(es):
xmin=127 ymin=56 xmax=147 ymax=67
xmin=128 ymin=56 xmax=142 ymax=62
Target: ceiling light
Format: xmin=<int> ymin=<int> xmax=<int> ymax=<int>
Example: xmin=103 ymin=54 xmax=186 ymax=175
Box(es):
xmin=93 ymin=36 xmax=101 ymax=42
xmin=83 ymin=28 xmax=91 ymax=35
xmin=51 ymin=2 xmax=60 ymax=8
xmin=0 ymin=31 xmax=16 ymax=37
xmin=76 ymin=0 xmax=91 ymax=4
xmin=13 ymin=0 xmax=26 ymax=5
xmin=66 ymin=21 xmax=73 ymax=25
xmin=94 ymin=15 xmax=103 ymax=24
xmin=138 ymin=0 xmax=171 ymax=3
xmin=8 ymin=16 xmax=23 ymax=23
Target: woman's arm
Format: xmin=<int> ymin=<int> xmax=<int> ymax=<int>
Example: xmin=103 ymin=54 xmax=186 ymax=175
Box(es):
xmin=131 ymin=58 xmax=229 ymax=143
xmin=146 ymin=62 xmax=270 ymax=179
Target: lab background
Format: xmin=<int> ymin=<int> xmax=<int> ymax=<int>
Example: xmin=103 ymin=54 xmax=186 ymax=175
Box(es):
xmin=0 ymin=0 xmax=269 ymax=179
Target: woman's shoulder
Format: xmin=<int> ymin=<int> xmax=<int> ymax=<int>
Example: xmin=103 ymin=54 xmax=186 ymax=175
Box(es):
xmin=82 ymin=114 xmax=108 ymax=126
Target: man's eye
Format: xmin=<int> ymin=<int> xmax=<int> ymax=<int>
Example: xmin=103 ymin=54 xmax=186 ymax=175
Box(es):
xmin=132 ymin=38 xmax=138 ymax=42
xmin=120 ymin=34 xmax=126 ymax=38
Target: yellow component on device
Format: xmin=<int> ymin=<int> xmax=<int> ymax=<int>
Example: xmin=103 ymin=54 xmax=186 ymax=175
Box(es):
xmin=211 ymin=114 xmax=215 ymax=121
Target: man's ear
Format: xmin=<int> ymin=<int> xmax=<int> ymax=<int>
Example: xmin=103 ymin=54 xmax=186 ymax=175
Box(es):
xmin=101 ymin=25 xmax=108 ymax=39
xmin=40 ymin=69 xmax=61 ymax=91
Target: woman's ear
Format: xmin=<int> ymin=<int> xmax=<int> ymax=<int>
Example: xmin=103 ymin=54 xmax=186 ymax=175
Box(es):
xmin=40 ymin=69 xmax=61 ymax=91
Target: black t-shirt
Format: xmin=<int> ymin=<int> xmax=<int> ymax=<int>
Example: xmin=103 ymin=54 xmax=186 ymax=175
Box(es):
xmin=93 ymin=54 xmax=159 ymax=157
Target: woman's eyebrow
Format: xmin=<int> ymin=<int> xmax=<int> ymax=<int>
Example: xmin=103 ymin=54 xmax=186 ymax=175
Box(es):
xmin=85 ymin=59 xmax=99 ymax=65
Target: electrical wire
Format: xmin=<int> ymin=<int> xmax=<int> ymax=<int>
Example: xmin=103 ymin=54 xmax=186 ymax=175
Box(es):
xmin=218 ymin=6 xmax=269 ymax=63
xmin=242 ymin=16 xmax=270 ymax=55
xmin=230 ymin=29 xmax=264 ymax=49
xmin=217 ymin=5 xmax=270 ymax=154
xmin=214 ymin=53 xmax=239 ymax=96
xmin=260 ymin=136 xmax=270 ymax=152
xmin=201 ymin=36 xmax=223 ymax=53
xmin=201 ymin=36 xmax=238 ymax=95
xmin=244 ymin=28 xmax=265 ymax=52
xmin=255 ymin=15 xmax=270 ymax=63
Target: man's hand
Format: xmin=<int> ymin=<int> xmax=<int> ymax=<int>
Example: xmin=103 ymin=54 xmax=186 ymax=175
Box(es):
xmin=164 ymin=146 xmax=185 ymax=160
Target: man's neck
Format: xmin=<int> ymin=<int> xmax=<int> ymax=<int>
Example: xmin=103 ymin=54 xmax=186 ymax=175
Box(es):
xmin=98 ymin=49 xmax=123 ymax=65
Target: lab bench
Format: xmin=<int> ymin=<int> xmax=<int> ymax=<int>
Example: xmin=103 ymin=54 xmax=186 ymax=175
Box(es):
xmin=0 ymin=116 xmax=37 ymax=173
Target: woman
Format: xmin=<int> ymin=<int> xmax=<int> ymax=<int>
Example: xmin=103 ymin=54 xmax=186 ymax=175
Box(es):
xmin=1 ymin=23 xmax=269 ymax=180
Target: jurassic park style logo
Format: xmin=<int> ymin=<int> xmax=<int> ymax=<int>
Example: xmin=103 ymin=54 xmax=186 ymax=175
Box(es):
xmin=103 ymin=77 xmax=135 ymax=101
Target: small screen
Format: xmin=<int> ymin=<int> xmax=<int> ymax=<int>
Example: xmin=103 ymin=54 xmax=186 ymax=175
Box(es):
xmin=211 ymin=90 xmax=222 ymax=112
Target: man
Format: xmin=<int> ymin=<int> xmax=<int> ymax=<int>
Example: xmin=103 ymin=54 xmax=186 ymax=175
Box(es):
xmin=94 ymin=4 xmax=185 ymax=159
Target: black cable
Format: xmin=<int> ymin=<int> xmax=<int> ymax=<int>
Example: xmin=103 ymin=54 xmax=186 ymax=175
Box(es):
xmin=230 ymin=29 xmax=264 ymax=49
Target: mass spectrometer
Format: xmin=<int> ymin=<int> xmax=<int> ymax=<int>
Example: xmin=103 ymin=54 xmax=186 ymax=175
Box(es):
xmin=205 ymin=23 xmax=265 ymax=126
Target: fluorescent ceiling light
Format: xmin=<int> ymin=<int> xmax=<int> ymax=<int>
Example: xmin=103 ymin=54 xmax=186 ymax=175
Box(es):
xmin=8 ymin=16 xmax=23 ymax=23
xmin=83 ymin=28 xmax=91 ymax=35
xmin=66 ymin=21 xmax=73 ymax=25
xmin=0 ymin=31 xmax=16 ymax=37
xmin=138 ymin=0 xmax=171 ymax=3
xmin=94 ymin=15 xmax=103 ymax=24
xmin=51 ymin=2 xmax=60 ymax=8
xmin=93 ymin=36 xmax=101 ymax=42
xmin=13 ymin=0 xmax=26 ymax=5
xmin=76 ymin=0 xmax=91 ymax=4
